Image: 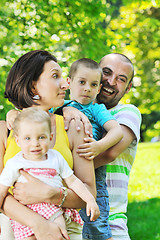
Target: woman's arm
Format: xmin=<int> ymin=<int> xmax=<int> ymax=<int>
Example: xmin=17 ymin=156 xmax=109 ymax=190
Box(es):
xmin=0 ymin=121 xmax=7 ymax=173
xmin=0 ymin=184 xmax=9 ymax=208
xmin=61 ymin=119 xmax=97 ymax=209
xmin=67 ymin=120 xmax=96 ymax=196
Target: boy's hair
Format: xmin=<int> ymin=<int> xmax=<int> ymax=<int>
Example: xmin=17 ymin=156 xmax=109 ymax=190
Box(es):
xmin=13 ymin=107 xmax=51 ymax=136
xmin=69 ymin=58 xmax=103 ymax=82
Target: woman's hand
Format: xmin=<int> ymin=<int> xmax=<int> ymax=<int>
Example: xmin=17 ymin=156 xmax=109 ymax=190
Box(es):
xmin=63 ymin=107 xmax=93 ymax=137
xmin=33 ymin=220 xmax=69 ymax=240
xmin=13 ymin=170 xmax=58 ymax=205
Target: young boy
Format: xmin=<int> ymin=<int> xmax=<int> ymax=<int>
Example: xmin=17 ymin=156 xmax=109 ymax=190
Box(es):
xmin=57 ymin=58 xmax=123 ymax=240
xmin=0 ymin=108 xmax=100 ymax=240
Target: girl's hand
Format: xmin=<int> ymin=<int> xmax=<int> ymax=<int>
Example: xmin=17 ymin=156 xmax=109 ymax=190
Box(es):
xmin=13 ymin=170 xmax=58 ymax=205
xmin=6 ymin=109 xmax=20 ymax=130
xmin=63 ymin=107 xmax=92 ymax=137
xmin=86 ymin=199 xmax=100 ymax=221
xmin=77 ymin=137 xmax=101 ymax=160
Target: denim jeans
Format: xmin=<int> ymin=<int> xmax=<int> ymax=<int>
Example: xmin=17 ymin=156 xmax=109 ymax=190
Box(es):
xmin=80 ymin=166 xmax=112 ymax=240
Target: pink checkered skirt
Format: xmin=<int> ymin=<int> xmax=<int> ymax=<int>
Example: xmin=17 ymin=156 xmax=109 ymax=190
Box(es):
xmin=11 ymin=202 xmax=83 ymax=239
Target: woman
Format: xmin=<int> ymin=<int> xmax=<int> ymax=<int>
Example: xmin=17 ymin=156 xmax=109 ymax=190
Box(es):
xmin=0 ymin=50 xmax=96 ymax=240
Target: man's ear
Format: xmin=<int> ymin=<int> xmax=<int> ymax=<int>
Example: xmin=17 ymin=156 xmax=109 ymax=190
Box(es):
xmin=126 ymin=82 xmax=132 ymax=93
xmin=66 ymin=77 xmax=71 ymax=88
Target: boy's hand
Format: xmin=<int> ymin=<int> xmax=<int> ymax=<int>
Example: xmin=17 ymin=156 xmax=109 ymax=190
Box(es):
xmin=77 ymin=137 xmax=101 ymax=160
xmin=6 ymin=109 xmax=20 ymax=130
xmin=86 ymin=199 xmax=100 ymax=221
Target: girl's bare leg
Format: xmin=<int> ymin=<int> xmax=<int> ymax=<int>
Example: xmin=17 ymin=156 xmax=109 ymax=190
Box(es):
xmin=24 ymin=236 xmax=36 ymax=240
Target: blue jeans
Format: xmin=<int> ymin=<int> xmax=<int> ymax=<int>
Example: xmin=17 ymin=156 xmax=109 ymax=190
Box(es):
xmin=80 ymin=166 xmax=112 ymax=240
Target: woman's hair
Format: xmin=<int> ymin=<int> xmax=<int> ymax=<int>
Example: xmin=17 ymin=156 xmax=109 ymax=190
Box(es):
xmin=5 ymin=50 xmax=57 ymax=110
xmin=13 ymin=107 xmax=51 ymax=136
xmin=68 ymin=58 xmax=103 ymax=82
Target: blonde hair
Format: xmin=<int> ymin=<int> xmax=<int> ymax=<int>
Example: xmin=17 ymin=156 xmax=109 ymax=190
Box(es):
xmin=13 ymin=107 xmax=51 ymax=136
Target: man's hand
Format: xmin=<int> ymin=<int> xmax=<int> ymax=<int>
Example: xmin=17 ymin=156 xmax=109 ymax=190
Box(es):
xmin=63 ymin=107 xmax=92 ymax=137
xmin=6 ymin=109 xmax=20 ymax=130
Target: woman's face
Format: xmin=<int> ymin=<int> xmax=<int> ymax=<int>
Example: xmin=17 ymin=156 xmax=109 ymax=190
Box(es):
xmin=33 ymin=60 xmax=68 ymax=111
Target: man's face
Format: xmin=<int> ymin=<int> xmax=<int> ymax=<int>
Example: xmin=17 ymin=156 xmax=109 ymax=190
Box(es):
xmin=97 ymin=54 xmax=133 ymax=109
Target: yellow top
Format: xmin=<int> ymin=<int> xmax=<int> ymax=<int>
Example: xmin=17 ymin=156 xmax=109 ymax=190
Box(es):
xmin=4 ymin=114 xmax=73 ymax=169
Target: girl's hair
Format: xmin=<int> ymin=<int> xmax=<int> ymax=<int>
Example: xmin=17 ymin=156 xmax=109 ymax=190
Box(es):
xmin=13 ymin=107 xmax=51 ymax=136
xmin=69 ymin=58 xmax=103 ymax=82
xmin=5 ymin=50 xmax=57 ymax=110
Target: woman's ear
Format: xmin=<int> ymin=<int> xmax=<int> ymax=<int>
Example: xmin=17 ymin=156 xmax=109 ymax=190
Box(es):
xmin=31 ymin=81 xmax=37 ymax=95
xmin=31 ymin=82 xmax=40 ymax=100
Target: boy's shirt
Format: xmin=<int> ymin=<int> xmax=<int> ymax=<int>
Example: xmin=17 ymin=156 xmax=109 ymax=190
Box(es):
xmin=52 ymin=100 xmax=116 ymax=141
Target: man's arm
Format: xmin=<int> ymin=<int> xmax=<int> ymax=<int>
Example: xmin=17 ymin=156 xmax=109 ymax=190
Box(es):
xmin=94 ymin=124 xmax=136 ymax=168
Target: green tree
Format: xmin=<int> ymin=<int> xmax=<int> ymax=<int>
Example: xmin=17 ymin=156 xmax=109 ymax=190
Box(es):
xmin=105 ymin=0 xmax=160 ymax=141
xmin=0 ymin=0 xmax=108 ymax=119
xmin=0 ymin=0 xmax=159 ymax=141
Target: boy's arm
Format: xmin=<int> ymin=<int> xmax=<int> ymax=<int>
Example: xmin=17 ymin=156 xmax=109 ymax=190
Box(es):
xmin=77 ymin=120 xmax=123 ymax=160
xmin=0 ymin=184 xmax=9 ymax=209
xmin=94 ymin=124 xmax=136 ymax=168
xmin=64 ymin=174 xmax=100 ymax=221
xmin=96 ymin=119 xmax=123 ymax=153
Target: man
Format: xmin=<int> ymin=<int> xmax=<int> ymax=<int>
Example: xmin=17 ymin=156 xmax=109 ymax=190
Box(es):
xmin=94 ymin=53 xmax=141 ymax=239
xmin=61 ymin=52 xmax=141 ymax=240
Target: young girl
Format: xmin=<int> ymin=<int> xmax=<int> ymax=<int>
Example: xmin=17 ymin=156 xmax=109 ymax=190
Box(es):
xmin=0 ymin=108 xmax=99 ymax=240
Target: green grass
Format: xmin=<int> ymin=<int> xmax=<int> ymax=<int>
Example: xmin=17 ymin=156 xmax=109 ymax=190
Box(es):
xmin=127 ymin=142 xmax=160 ymax=240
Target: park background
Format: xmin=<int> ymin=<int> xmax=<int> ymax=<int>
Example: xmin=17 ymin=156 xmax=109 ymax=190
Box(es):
xmin=0 ymin=0 xmax=159 ymax=239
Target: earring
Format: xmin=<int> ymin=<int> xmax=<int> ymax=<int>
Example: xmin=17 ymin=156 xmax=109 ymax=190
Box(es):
xmin=33 ymin=95 xmax=40 ymax=100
